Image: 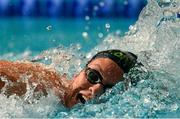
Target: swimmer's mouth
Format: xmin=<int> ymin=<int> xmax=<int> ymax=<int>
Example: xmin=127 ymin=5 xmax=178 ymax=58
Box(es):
xmin=77 ymin=93 xmax=86 ymax=104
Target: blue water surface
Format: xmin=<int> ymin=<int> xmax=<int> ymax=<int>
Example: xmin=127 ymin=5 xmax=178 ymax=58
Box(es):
xmin=0 ymin=18 xmax=135 ymax=54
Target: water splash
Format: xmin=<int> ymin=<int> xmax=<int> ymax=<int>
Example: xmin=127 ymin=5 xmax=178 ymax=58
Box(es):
xmin=105 ymin=23 xmax=111 ymax=32
xmin=0 ymin=0 xmax=180 ymax=118
xmin=80 ymin=0 xmax=180 ymax=118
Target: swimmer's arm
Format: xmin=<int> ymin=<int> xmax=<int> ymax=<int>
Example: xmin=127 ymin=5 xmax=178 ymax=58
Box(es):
xmin=0 ymin=60 xmax=65 ymax=96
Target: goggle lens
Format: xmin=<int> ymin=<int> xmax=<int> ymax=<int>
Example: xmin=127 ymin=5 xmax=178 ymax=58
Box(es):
xmin=86 ymin=68 xmax=102 ymax=84
xmin=85 ymin=67 xmax=114 ymax=92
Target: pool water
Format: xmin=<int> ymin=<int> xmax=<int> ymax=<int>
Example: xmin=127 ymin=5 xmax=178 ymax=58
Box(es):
xmin=0 ymin=0 xmax=180 ymax=118
xmin=0 ymin=18 xmax=135 ymax=55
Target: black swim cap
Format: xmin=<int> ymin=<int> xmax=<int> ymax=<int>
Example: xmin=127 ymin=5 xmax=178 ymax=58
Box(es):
xmin=87 ymin=49 xmax=137 ymax=73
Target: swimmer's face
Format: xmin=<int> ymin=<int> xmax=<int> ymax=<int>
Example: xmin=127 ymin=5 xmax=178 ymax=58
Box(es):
xmin=64 ymin=58 xmax=124 ymax=108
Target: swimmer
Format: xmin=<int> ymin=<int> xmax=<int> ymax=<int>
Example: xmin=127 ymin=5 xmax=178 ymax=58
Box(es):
xmin=0 ymin=49 xmax=137 ymax=108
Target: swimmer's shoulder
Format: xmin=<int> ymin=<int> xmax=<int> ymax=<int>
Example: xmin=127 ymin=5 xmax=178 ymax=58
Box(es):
xmin=0 ymin=60 xmax=57 ymax=76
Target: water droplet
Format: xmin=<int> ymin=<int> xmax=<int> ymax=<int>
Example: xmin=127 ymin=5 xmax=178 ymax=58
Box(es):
xmin=105 ymin=23 xmax=111 ymax=29
xmin=163 ymin=10 xmax=175 ymax=19
xmin=105 ymin=23 xmax=111 ymax=32
xmin=82 ymin=32 xmax=88 ymax=39
xmin=46 ymin=25 xmax=52 ymax=31
xmin=45 ymin=57 xmax=48 ymax=61
xmin=52 ymin=39 xmax=56 ymax=42
xmin=86 ymin=53 xmax=92 ymax=59
xmin=98 ymin=33 xmax=104 ymax=38
xmin=144 ymin=98 xmax=150 ymax=103
xmin=85 ymin=26 xmax=89 ymax=30
xmin=97 ymin=26 xmax=101 ymax=30
xmin=115 ymin=30 xmax=121 ymax=36
xmin=128 ymin=25 xmax=137 ymax=34
xmin=171 ymin=1 xmax=177 ymax=7
xmin=76 ymin=44 xmax=81 ymax=50
xmin=105 ymin=37 xmax=114 ymax=43
xmin=124 ymin=1 xmax=128 ymax=5
xmin=171 ymin=103 xmax=178 ymax=111
xmin=94 ymin=6 xmax=99 ymax=11
xmin=85 ymin=16 xmax=90 ymax=21
xmin=157 ymin=0 xmax=172 ymax=8
xmin=99 ymin=2 xmax=105 ymax=7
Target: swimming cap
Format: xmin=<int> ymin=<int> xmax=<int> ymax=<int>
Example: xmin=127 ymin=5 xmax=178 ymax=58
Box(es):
xmin=87 ymin=50 xmax=137 ymax=73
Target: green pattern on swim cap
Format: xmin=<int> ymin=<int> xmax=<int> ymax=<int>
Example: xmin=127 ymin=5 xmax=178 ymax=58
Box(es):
xmin=112 ymin=52 xmax=124 ymax=58
xmin=110 ymin=50 xmax=130 ymax=65
xmin=110 ymin=50 xmax=137 ymax=73
xmin=87 ymin=49 xmax=137 ymax=73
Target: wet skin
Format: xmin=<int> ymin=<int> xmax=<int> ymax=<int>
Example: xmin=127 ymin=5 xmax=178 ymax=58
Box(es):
xmin=64 ymin=58 xmax=124 ymax=107
xmin=0 ymin=58 xmax=124 ymax=108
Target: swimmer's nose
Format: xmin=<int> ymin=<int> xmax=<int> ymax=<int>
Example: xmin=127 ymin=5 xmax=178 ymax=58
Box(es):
xmin=88 ymin=84 xmax=104 ymax=97
xmin=78 ymin=84 xmax=104 ymax=103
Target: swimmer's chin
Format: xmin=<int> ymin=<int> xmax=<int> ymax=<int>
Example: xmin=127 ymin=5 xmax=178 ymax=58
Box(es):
xmin=64 ymin=98 xmax=79 ymax=108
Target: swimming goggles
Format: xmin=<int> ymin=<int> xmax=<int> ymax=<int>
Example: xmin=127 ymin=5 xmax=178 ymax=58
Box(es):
xmin=85 ymin=67 xmax=114 ymax=91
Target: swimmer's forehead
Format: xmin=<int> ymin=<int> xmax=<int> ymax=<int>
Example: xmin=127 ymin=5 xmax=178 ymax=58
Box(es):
xmin=87 ymin=58 xmax=122 ymax=75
